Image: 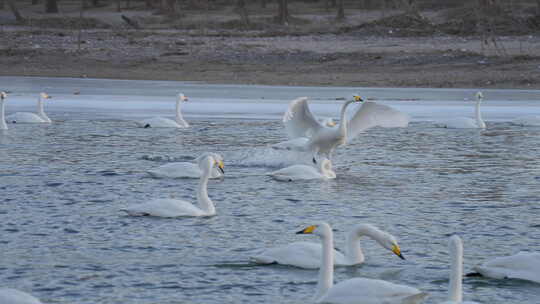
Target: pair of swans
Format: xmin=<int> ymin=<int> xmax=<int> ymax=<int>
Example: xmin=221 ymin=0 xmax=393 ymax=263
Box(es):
xmin=147 ymin=152 xmax=224 ymax=179
xmin=135 ymin=93 xmax=189 ymax=128
xmin=123 ymin=154 xmax=224 ymax=217
xmin=439 ymin=92 xmax=486 ymax=129
xmin=0 ymin=92 xmax=52 ymax=129
xmin=0 ymin=288 xmax=42 ymax=304
xmin=274 ymin=95 xmax=410 ymax=160
xmin=251 ymin=223 xmax=404 ymax=269
xmin=268 ymin=157 xmax=336 ymax=181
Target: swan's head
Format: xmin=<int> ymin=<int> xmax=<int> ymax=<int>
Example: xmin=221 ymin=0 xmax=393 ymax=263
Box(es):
xmin=199 ymin=154 xmax=225 ymax=174
xmin=352 ymin=94 xmax=364 ymax=102
xmin=0 ymin=92 xmax=6 ymax=100
xmin=383 ymin=235 xmax=404 ymax=260
xmin=40 ymin=92 xmax=52 ymax=100
xmin=449 ymin=235 xmax=463 ymax=256
xmin=178 ymin=93 xmax=188 ymax=102
xmin=355 ymin=224 xmax=404 ymax=260
xmin=475 ymin=91 xmax=483 ymax=100
xmin=296 ymin=222 xmax=332 ymax=238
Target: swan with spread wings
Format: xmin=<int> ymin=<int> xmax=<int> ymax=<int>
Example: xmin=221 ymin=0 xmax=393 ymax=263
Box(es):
xmin=276 ymin=95 xmax=410 ymax=160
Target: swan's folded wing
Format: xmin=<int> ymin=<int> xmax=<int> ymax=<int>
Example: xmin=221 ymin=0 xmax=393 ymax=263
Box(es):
xmin=283 ymin=97 xmax=324 ymax=139
xmin=346 ymin=102 xmax=410 ymax=143
xmin=475 ymin=252 xmax=540 ymax=283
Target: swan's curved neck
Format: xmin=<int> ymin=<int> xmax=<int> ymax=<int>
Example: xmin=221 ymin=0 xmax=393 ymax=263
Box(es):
xmin=37 ymin=96 xmax=51 ymax=123
xmin=316 ymin=230 xmax=334 ymax=300
xmin=0 ymin=98 xmax=7 ymax=130
xmin=449 ymin=240 xmax=463 ymax=302
xmin=475 ymin=98 xmax=485 ymax=128
xmin=175 ymin=100 xmax=187 ymax=126
xmin=197 ymin=165 xmax=215 ymax=215
xmin=344 ymin=224 xmax=384 ymax=265
xmin=338 ymin=100 xmax=355 ymax=137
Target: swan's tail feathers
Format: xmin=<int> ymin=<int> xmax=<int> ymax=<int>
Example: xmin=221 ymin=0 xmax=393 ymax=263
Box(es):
xmin=465 ymin=272 xmax=483 ymax=277
xmin=402 ymin=292 xmax=429 ymax=304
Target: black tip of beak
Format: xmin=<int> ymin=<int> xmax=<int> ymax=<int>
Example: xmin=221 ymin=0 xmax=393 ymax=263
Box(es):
xmin=218 ymin=167 xmax=225 ymax=174
xmin=296 ymin=230 xmax=304 ymax=234
xmin=398 ymin=253 xmax=405 ymax=260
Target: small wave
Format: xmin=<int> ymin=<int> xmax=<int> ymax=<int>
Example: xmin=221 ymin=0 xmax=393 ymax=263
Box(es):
xmin=232 ymin=147 xmax=313 ymax=168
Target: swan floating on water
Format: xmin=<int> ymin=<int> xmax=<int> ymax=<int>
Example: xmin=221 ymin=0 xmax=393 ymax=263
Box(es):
xmin=267 ymin=157 xmax=336 ymax=181
xmin=295 ymin=222 xmax=426 ymax=303
xmin=6 ymin=92 xmax=52 ymax=124
xmin=147 ymin=152 xmax=224 ymax=179
xmin=440 ymin=235 xmax=480 ymax=304
xmin=439 ymin=92 xmax=486 ymax=129
xmin=135 ymin=93 xmax=189 ymax=128
xmin=252 ymin=223 xmax=404 ymax=269
xmin=123 ymin=154 xmax=224 ymax=217
xmin=468 ymin=251 xmax=540 ymax=284
xmin=511 ymin=115 xmax=540 ymax=127
xmin=0 ymin=288 xmax=42 ymax=304
xmin=277 ymin=95 xmax=409 ymax=159
xmin=0 ymin=92 xmax=8 ymax=130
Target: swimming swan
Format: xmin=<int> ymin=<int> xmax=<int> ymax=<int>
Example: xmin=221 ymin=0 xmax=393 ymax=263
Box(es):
xmin=280 ymin=95 xmax=410 ymax=159
xmin=440 ymin=236 xmax=480 ymax=304
xmin=252 ymin=223 xmax=404 ymax=269
xmin=147 ymin=152 xmax=224 ymax=179
xmin=439 ymin=92 xmax=485 ymax=129
xmin=296 ymin=222 xmax=426 ymax=303
xmin=0 ymin=288 xmax=42 ymax=304
xmin=123 ymin=154 xmax=224 ymax=217
xmin=267 ymin=158 xmax=336 ymax=181
xmin=511 ymin=115 xmax=540 ymax=127
xmin=469 ymin=251 xmax=540 ymax=284
xmin=6 ymin=92 xmax=52 ymax=123
xmin=136 ymin=93 xmax=189 ymax=128
xmin=0 ymin=92 xmax=8 ymax=130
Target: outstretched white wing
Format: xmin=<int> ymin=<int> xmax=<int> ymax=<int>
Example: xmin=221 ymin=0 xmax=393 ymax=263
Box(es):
xmin=346 ymin=101 xmax=409 ymax=143
xmin=283 ymin=97 xmax=324 ymax=139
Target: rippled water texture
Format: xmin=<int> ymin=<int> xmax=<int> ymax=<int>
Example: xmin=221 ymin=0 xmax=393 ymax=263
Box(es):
xmin=1 ymin=77 xmax=540 ymax=304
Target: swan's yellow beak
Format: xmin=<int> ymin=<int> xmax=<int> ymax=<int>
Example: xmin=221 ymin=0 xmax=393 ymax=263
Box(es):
xmin=296 ymin=225 xmax=316 ymax=234
xmin=392 ymin=244 xmax=405 ymax=260
xmin=216 ymin=160 xmax=225 ymax=174
xmin=327 ymin=121 xmax=336 ymax=127
xmin=353 ymin=95 xmax=363 ymax=102
xmin=42 ymin=93 xmax=52 ymax=99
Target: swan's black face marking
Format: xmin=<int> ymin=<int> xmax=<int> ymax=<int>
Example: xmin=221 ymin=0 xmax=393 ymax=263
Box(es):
xmin=296 ymin=225 xmax=317 ymax=234
xmin=144 ymin=124 xmax=151 ymax=128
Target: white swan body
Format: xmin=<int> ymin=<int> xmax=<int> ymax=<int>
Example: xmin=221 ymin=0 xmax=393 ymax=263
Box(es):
xmin=123 ymin=154 xmax=224 ymax=217
xmin=268 ymin=158 xmax=336 ymax=181
xmin=472 ymin=251 xmax=540 ymax=283
xmin=511 ymin=115 xmax=540 ymax=127
xmin=439 ymin=92 xmax=485 ymax=129
xmin=136 ymin=93 xmax=189 ymax=128
xmin=439 ymin=236 xmax=480 ymax=304
xmin=0 ymin=92 xmax=8 ymax=130
xmin=6 ymin=92 xmax=52 ymax=124
xmin=0 ymin=288 xmax=42 ymax=304
xmin=280 ymin=96 xmax=409 ymax=158
xmin=148 ymin=152 xmax=224 ymax=179
xmin=297 ymin=222 xmax=426 ymax=303
xmin=252 ymin=224 xmax=404 ymax=269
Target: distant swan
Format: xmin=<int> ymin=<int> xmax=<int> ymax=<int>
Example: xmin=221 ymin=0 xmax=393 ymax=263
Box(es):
xmin=296 ymin=222 xmax=426 ymax=303
xmin=439 ymin=92 xmax=486 ymax=129
xmin=6 ymin=92 xmax=52 ymax=124
xmin=0 ymin=92 xmax=8 ymax=130
xmin=123 ymin=154 xmax=224 ymax=217
xmin=267 ymin=157 xmax=336 ymax=181
xmin=469 ymin=251 xmax=540 ymax=284
xmin=440 ymin=236 xmax=480 ymax=304
xmin=136 ymin=93 xmax=189 ymax=128
xmin=278 ymin=95 xmax=409 ymax=159
xmin=147 ymin=152 xmax=224 ymax=179
xmin=0 ymin=288 xmax=42 ymax=304
xmin=251 ymin=223 xmax=404 ymax=269
xmin=511 ymin=115 xmax=540 ymax=127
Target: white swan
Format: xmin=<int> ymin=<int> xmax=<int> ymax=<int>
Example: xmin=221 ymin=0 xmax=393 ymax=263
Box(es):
xmin=0 ymin=288 xmax=42 ymax=304
xmin=0 ymin=92 xmax=8 ymax=130
xmin=267 ymin=157 xmax=336 ymax=181
xmin=252 ymin=223 xmax=404 ymax=269
xmin=440 ymin=236 xmax=480 ymax=304
xmin=136 ymin=93 xmax=189 ymax=128
xmin=123 ymin=154 xmax=224 ymax=217
xmin=6 ymin=92 xmax=52 ymax=123
xmin=147 ymin=152 xmax=224 ymax=179
xmin=279 ymin=95 xmax=410 ymax=159
xmin=439 ymin=92 xmax=486 ymax=129
xmin=296 ymin=222 xmax=426 ymax=303
xmin=470 ymin=251 xmax=540 ymax=284
xmin=511 ymin=115 xmax=540 ymax=127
